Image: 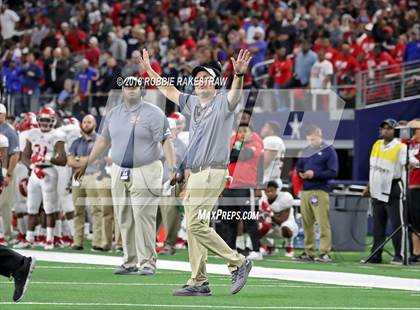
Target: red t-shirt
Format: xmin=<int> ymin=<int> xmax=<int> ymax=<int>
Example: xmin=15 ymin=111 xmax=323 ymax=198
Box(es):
xmin=360 ymin=37 xmax=375 ymax=55
xmin=183 ymin=37 xmax=197 ymax=50
xmin=268 ymin=58 xmax=293 ymax=86
xmin=313 ymin=43 xmax=338 ymax=64
xmin=366 ymin=52 xmax=399 ymax=75
xmin=391 ymin=43 xmax=406 ymax=63
xmin=323 ymin=47 xmax=339 ymax=64
xmin=85 ymin=47 xmax=101 ymax=68
xmin=291 ymin=166 xmax=303 ymax=198
xmin=334 ymin=53 xmax=359 ymax=82
xmin=227 ymin=133 xmax=263 ymax=189
xmin=110 ymin=2 xmax=122 ymax=26
xmin=66 ymin=30 xmax=88 ymax=52
xmin=409 ymin=139 xmax=420 ymax=187
xmin=350 ymin=43 xmax=362 ymax=58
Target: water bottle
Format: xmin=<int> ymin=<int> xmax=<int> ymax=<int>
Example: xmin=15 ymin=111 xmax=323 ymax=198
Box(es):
xmin=294 ymin=213 xmax=305 ymax=249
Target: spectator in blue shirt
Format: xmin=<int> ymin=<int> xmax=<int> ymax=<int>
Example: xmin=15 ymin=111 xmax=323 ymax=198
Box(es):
xmin=403 ymin=30 xmax=420 ymax=65
xmin=1 ymin=60 xmax=22 ymax=116
xmin=291 ymin=40 xmax=318 ymax=87
xmin=249 ymin=30 xmax=267 ymax=76
xmin=74 ymin=59 xmax=98 ymax=115
xmin=75 ymin=59 xmax=97 ymax=97
xmin=19 ymin=52 xmax=43 ymax=114
xmin=295 ymin=125 xmax=338 ymax=263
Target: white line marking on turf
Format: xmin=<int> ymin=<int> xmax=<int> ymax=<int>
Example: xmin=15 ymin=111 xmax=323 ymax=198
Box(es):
xmin=0 ymin=302 xmax=418 ymax=309
xmin=14 ymin=249 xmax=420 ymax=292
xmin=0 ymin=281 xmax=374 ymax=289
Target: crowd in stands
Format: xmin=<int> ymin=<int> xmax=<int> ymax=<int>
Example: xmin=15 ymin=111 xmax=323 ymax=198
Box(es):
xmin=0 ymin=0 xmax=419 ymax=116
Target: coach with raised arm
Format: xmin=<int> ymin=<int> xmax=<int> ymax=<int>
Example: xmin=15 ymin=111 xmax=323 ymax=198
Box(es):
xmin=139 ymin=48 xmax=253 ymax=296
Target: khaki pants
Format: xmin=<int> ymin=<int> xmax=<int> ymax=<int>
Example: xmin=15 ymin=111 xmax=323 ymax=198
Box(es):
xmin=184 ymin=168 xmax=245 ymax=286
xmin=157 ymin=195 xmax=181 ymax=248
xmin=0 ymin=174 xmax=15 ymax=239
xmin=300 ymin=190 xmax=331 ymax=256
xmin=96 ymin=176 xmax=122 ymax=249
xmin=72 ymin=173 xmax=102 ymax=248
xmin=111 ymin=161 xmax=162 ymax=270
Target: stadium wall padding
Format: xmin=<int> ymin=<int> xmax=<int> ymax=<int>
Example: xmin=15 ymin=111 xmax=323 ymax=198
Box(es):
xmin=353 ymin=98 xmax=420 ymax=181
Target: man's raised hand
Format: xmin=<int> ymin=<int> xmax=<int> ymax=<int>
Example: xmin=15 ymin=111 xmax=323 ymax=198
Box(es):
xmin=138 ymin=48 xmax=152 ymax=72
xmin=231 ymin=49 xmax=252 ymax=75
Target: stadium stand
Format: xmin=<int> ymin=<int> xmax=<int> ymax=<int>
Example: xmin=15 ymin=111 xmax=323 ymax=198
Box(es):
xmin=1 ymin=0 xmax=419 ymax=116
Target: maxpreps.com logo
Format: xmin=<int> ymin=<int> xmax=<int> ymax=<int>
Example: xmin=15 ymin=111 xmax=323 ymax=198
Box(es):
xmin=198 ymin=209 xmax=259 ymax=221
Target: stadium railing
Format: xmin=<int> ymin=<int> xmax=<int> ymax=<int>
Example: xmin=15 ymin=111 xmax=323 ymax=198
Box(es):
xmin=251 ymin=58 xmax=420 ymax=109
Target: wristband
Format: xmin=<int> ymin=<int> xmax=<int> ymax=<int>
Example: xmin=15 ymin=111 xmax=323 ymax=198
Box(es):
xmin=235 ymin=73 xmax=245 ymax=78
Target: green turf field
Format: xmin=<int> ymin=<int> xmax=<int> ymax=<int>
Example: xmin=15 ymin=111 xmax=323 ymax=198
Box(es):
xmin=24 ymin=239 xmax=420 ymax=279
xmin=0 ymin=261 xmax=419 ymax=310
xmin=0 ymin=242 xmax=419 ymax=310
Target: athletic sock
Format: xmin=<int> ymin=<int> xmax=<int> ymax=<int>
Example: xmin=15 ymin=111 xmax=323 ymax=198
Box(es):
xmin=55 ymin=219 xmax=62 ymax=238
xmin=46 ymin=227 xmax=54 ymax=242
xmin=26 ymin=230 xmax=35 ymax=243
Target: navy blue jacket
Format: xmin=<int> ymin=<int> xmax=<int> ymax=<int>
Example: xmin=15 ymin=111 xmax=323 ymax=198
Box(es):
xmin=19 ymin=63 xmax=43 ymax=92
xmin=296 ymin=143 xmax=338 ymax=192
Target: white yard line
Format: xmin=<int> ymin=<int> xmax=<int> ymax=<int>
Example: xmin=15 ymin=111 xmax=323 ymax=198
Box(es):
xmin=15 ymin=250 xmax=420 ymax=292
xmin=0 ymin=281 xmax=374 ymax=289
xmin=0 ymin=302 xmax=418 ymax=309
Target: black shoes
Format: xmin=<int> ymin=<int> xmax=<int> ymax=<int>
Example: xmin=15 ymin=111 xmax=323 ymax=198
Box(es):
xmin=91 ymin=246 xmax=111 ymax=252
xmin=293 ymin=252 xmax=315 ymax=262
xmin=13 ymin=256 xmax=36 ymax=303
xmin=390 ymin=256 xmax=403 ymax=265
xmin=409 ymin=255 xmax=420 ymax=265
xmin=231 ymin=259 xmax=253 ymax=294
xmin=173 ymin=282 xmax=212 ymax=296
xmin=139 ymin=267 xmax=156 ymax=276
xmin=315 ymin=254 xmax=333 ymax=263
xmin=360 ymin=256 xmax=382 ymax=264
xmin=113 ymin=265 xmax=139 ymax=275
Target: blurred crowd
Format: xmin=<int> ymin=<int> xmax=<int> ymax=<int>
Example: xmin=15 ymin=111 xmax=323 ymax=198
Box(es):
xmin=0 ymin=0 xmax=419 ymax=117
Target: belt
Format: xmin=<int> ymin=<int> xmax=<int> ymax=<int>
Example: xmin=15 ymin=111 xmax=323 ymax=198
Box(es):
xmin=35 ymin=165 xmax=52 ymax=168
xmin=190 ymin=164 xmax=226 ymax=173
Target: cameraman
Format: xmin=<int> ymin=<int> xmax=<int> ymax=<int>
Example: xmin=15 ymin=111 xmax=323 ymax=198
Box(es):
xmin=408 ymin=119 xmax=420 ymax=264
xmin=363 ymin=119 xmax=407 ymax=264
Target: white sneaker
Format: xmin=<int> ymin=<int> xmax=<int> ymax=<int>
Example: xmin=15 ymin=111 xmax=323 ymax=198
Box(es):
xmin=284 ymin=247 xmax=295 ymax=258
xmin=44 ymin=241 xmax=54 ymax=250
xmin=13 ymin=241 xmax=33 ymax=249
xmin=247 ymin=251 xmax=263 ymax=261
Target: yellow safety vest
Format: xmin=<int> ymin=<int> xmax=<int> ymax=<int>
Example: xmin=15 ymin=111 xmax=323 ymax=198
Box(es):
xmin=369 ymin=139 xmax=404 ymax=202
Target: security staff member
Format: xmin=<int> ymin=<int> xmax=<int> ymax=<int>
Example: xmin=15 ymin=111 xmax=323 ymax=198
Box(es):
xmin=363 ymin=119 xmax=407 ymax=264
xmin=76 ymin=76 xmax=176 ymax=276
xmin=68 ymin=115 xmax=103 ymax=251
xmin=0 ymin=104 xmax=20 ymax=241
xmin=139 ymin=48 xmax=253 ymax=295
xmin=296 ymin=126 xmax=338 ymax=263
